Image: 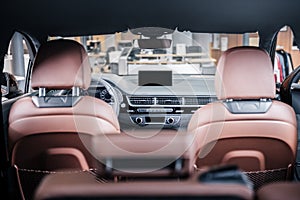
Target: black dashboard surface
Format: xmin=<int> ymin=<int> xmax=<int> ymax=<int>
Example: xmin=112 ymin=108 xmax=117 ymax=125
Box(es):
xmin=92 ymin=73 xmax=216 ymax=97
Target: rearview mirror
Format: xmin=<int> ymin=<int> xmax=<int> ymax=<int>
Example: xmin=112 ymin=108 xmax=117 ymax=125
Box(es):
xmin=130 ymin=27 xmax=174 ymax=49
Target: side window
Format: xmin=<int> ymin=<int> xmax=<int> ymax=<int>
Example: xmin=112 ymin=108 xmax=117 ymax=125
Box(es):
xmin=275 ymin=26 xmax=300 ymax=84
xmin=2 ymin=32 xmax=33 ymax=101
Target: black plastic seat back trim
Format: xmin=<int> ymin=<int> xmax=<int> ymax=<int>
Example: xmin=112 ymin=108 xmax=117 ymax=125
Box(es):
xmin=223 ymin=100 xmax=272 ymax=114
xmin=32 ymin=96 xmax=82 ymax=108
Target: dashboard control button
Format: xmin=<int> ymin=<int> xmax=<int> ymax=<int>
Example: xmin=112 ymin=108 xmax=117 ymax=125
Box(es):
xmin=166 ymin=117 xmax=174 ymax=124
xmin=121 ymin=103 xmax=126 ymax=108
xmin=135 ymin=117 xmax=143 ymax=124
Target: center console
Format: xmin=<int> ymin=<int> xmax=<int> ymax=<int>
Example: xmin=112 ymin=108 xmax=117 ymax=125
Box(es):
xmin=119 ymin=95 xmax=217 ymax=129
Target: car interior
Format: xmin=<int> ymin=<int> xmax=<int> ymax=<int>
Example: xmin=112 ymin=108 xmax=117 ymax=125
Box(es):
xmin=1 ymin=0 xmax=300 ymax=199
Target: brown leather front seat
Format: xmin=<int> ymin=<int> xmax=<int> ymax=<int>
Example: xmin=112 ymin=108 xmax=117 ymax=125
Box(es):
xmin=187 ymin=46 xmax=297 ymax=189
xmin=9 ymin=39 xmax=120 ymax=171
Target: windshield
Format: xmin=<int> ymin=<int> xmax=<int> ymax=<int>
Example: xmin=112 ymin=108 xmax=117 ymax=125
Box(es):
xmin=50 ymin=27 xmax=259 ymax=77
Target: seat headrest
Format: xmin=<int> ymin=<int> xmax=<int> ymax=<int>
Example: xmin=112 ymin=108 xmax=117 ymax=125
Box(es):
xmin=31 ymin=39 xmax=91 ymax=90
xmin=215 ymin=46 xmax=275 ymax=100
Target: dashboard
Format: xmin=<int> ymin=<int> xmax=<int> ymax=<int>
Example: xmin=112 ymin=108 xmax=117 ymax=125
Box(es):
xmin=88 ymin=73 xmax=217 ymax=130
xmin=90 ymin=86 xmax=113 ymax=104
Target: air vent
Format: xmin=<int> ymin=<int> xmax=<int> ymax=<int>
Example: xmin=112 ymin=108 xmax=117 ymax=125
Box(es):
xmin=129 ymin=97 xmax=154 ymax=105
xmin=184 ymin=96 xmax=217 ymax=105
xmin=128 ymin=96 xmax=217 ymax=106
xmin=156 ymin=97 xmax=182 ymax=105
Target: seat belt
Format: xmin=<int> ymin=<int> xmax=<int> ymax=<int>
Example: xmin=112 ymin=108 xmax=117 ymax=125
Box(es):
xmin=0 ymin=63 xmax=23 ymax=199
xmin=0 ymin=31 xmax=25 ymax=199
xmin=0 ymin=69 xmax=10 ymax=197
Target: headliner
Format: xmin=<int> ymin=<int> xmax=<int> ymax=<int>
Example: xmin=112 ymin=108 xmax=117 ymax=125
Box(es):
xmin=1 ymin=0 xmax=300 ymax=37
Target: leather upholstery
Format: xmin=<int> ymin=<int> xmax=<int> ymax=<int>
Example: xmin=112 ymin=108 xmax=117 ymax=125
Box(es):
xmin=9 ymin=96 xmax=120 ymax=170
xmin=215 ymin=46 xmax=275 ymax=100
xmin=9 ymin=96 xmax=120 ymax=149
xmin=92 ymin=134 xmax=198 ymax=177
xmin=31 ymin=39 xmax=91 ymax=90
xmin=257 ymin=182 xmax=300 ymax=200
xmin=188 ymin=47 xmax=297 ymax=176
xmin=188 ymin=101 xmax=297 ymax=171
xmin=8 ymin=39 xmax=120 ymax=171
xmin=33 ymin=172 xmax=253 ymax=200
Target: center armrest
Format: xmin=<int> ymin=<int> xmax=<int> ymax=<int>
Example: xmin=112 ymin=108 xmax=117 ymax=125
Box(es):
xmin=91 ymin=133 xmax=198 ymax=178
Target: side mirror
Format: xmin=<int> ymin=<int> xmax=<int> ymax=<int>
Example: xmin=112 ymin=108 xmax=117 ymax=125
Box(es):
xmin=1 ymin=72 xmax=10 ymax=97
xmin=1 ymin=72 xmax=22 ymax=99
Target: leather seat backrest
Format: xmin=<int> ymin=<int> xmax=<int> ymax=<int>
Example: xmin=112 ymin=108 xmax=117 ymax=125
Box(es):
xmin=187 ymin=46 xmax=297 ymax=188
xmin=9 ymin=39 xmax=120 ymax=171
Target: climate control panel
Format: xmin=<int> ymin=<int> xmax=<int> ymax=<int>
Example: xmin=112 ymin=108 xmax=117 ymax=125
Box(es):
xmin=130 ymin=115 xmax=181 ymax=127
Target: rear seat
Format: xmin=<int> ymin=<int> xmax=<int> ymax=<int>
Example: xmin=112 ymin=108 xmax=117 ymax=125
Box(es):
xmin=33 ymin=134 xmax=254 ymax=200
xmin=256 ymin=182 xmax=300 ymax=200
xmin=34 ymin=169 xmax=253 ymax=200
xmin=91 ymin=134 xmax=197 ymax=178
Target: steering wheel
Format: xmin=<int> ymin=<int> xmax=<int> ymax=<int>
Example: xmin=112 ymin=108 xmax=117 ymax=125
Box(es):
xmin=99 ymin=79 xmax=121 ymax=116
xmin=45 ymin=79 xmax=121 ymax=116
xmin=280 ymin=65 xmax=300 ymax=110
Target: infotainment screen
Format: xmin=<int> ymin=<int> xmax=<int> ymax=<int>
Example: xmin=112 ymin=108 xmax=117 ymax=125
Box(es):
xmin=138 ymin=70 xmax=172 ymax=86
